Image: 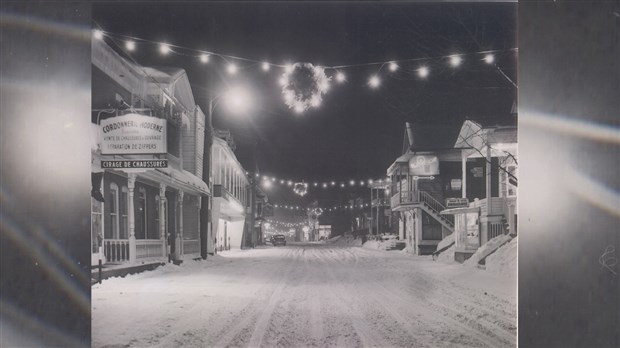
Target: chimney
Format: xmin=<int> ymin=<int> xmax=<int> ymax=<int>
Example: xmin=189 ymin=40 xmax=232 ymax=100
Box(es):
xmin=405 ymin=122 xmax=415 ymax=148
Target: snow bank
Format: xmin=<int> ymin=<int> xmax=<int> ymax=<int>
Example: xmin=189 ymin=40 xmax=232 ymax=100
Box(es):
xmin=437 ymin=233 xmax=454 ymax=250
xmin=329 ymin=235 xmax=362 ymax=247
xmin=435 ymin=245 xmax=456 ymax=263
xmin=362 ymin=240 xmax=385 ymax=250
xmin=326 ymin=235 xmax=342 ymax=242
xmin=486 ymin=236 xmax=518 ymax=277
xmin=362 ymin=239 xmax=400 ymax=251
xmin=463 ymin=234 xmax=513 ymax=267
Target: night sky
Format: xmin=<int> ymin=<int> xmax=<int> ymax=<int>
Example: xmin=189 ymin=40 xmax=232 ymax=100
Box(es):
xmin=93 ymin=2 xmax=517 ymax=220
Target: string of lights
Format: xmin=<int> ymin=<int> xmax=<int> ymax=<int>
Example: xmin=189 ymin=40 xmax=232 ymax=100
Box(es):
xmin=272 ymin=202 xmax=371 ymax=212
xmin=92 ymin=28 xmax=516 ymax=90
xmin=264 ymin=219 xmax=307 ymax=228
xmin=247 ymin=172 xmax=392 ymax=190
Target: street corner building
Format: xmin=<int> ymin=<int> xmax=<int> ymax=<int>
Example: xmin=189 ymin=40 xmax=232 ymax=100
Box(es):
xmin=90 ymin=38 xmax=265 ymax=276
xmin=387 ymin=116 xmax=517 ymax=262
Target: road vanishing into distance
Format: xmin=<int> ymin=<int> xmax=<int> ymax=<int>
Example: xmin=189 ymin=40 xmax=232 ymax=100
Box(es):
xmin=93 ymin=241 xmax=516 ymax=348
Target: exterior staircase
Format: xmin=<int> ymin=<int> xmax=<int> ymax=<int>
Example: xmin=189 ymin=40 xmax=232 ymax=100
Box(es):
xmin=417 ymin=191 xmax=454 ymax=232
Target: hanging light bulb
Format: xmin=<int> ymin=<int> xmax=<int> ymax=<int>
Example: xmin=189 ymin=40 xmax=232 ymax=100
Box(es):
xmin=388 ymin=61 xmax=399 ymax=72
xmin=93 ymin=29 xmax=103 ymax=40
xmin=159 ymin=43 xmax=171 ymax=55
xmin=368 ymin=75 xmax=381 ymax=88
xmin=335 ymin=71 xmax=346 ymax=82
xmin=200 ymin=53 xmax=210 ymax=63
xmin=227 ymin=63 xmax=238 ymax=75
xmin=262 ymin=62 xmax=270 ymax=71
xmin=125 ymin=40 xmax=136 ymax=51
xmin=449 ymin=55 xmax=462 ymax=67
xmin=418 ymin=66 xmax=429 ymax=78
xmin=484 ymin=54 xmax=495 ymax=64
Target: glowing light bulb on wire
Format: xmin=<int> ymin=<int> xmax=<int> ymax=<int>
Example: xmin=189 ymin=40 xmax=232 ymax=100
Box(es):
xmin=368 ymin=75 xmax=381 ymax=88
xmin=418 ymin=66 xmax=429 ymax=78
xmin=125 ymin=40 xmax=136 ymax=51
xmin=335 ymin=72 xmax=346 ymax=82
xmin=93 ymin=29 xmax=103 ymax=40
xmin=449 ymin=55 xmax=462 ymax=67
xmin=159 ymin=43 xmax=171 ymax=55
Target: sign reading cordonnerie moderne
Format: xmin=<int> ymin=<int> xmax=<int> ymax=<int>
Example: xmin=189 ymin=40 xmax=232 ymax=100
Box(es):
xmin=100 ymin=114 xmax=167 ymax=155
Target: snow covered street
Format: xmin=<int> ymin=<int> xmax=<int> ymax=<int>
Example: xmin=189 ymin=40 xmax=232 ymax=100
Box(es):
xmin=92 ymin=241 xmax=516 ymax=348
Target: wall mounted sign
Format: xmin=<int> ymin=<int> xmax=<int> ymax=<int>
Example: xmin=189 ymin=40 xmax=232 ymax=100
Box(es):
xmin=100 ymin=114 xmax=167 ymax=155
xmin=446 ymin=197 xmax=469 ymax=208
xmin=409 ymin=155 xmax=439 ymax=176
xmin=101 ymin=159 xmax=168 ymax=169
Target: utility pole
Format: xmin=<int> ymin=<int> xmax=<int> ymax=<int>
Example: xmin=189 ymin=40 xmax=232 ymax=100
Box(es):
xmin=199 ymin=98 xmax=213 ymax=259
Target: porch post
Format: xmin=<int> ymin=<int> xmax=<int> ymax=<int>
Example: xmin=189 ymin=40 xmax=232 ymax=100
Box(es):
xmin=177 ymin=191 xmax=184 ymax=257
xmin=508 ymin=202 xmax=516 ymax=236
xmin=415 ymin=208 xmax=423 ymax=254
xmin=159 ymin=184 xmax=167 ymax=258
xmin=461 ymin=151 xmax=467 ymax=198
xmin=127 ymin=174 xmax=136 ymax=263
xmin=486 ymin=145 xmax=492 ymax=212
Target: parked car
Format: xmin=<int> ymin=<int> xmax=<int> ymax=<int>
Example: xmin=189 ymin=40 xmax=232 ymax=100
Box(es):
xmin=272 ymin=234 xmax=286 ymax=246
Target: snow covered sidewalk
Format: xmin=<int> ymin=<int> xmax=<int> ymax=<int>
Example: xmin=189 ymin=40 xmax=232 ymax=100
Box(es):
xmin=92 ymin=243 xmax=516 ymax=348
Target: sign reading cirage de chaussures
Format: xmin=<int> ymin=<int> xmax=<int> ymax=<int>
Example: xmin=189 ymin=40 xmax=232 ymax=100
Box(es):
xmin=100 ymin=114 xmax=167 ymax=155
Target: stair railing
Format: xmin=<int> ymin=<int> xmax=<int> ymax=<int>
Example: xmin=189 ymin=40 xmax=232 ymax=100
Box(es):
xmin=418 ymin=191 xmax=454 ymax=227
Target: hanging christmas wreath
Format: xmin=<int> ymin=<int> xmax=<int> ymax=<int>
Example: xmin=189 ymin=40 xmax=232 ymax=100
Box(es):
xmin=281 ymin=63 xmax=331 ymax=113
xmin=293 ymin=182 xmax=308 ymax=196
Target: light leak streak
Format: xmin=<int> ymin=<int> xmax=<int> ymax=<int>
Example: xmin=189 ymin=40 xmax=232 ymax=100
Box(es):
xmin=0 ymin=11 xmax=91 ymax=42
xmin=521 ymin=111 xmax=620 ymax=144
xmin=565 ymin=167 xmax=620 ymax=217
xmin=0 ymin=210 xmax=91 ymax=315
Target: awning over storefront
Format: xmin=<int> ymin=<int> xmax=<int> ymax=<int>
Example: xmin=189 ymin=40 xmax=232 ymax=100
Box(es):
xmin=154 ymin=167 xmax=210 ymax=195
xmin=440 ymin=206 xmax=480 ymax=215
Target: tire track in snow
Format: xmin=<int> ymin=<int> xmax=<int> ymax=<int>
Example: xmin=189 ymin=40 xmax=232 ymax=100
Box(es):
xmin=376 ymin=275 xmax=513 ymax=347
xmin=209 ymin=247 xmax=296 ymax=348
xmin=321 ymin=247 xmax=389 ymax=347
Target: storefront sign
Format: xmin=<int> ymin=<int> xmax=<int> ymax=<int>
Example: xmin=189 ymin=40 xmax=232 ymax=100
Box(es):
xmin=409 ymin=155 xmax=439 ymax=176
xmin=100 ymin=114 xmax=167 ymax=155
xmin=101 ymin=159 xmax=168 ymax=169
xmin=446 ymin=197 xmax=469 ymax=208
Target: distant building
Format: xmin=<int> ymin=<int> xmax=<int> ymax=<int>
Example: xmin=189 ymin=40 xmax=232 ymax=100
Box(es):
xmin=211 ymin=136 xmax=249 ymax=251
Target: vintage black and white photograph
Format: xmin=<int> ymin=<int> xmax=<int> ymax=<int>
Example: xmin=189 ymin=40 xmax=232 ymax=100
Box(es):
xmin=88 ymin=2 xmax=518 ymax=347
xmin=1 ymin=1 xmax=618 ymax=348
